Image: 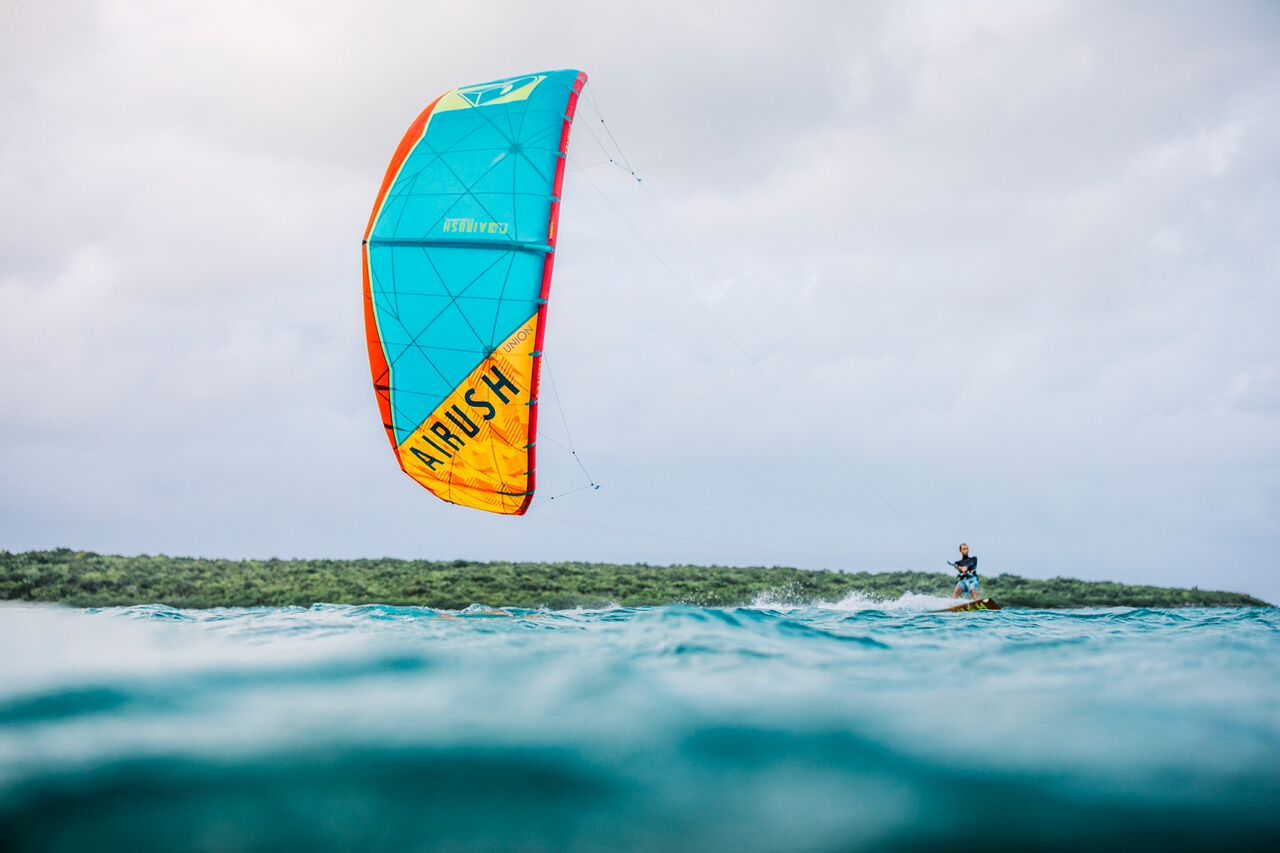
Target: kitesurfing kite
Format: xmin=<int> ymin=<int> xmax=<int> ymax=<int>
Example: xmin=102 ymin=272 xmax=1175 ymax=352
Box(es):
xmin=362 ymin=69 xmax=587 ymax=515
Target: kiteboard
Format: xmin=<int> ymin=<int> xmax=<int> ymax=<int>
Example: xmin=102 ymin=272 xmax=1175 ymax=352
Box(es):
xmin=941 ymin=598 xmax=1001 ymax=613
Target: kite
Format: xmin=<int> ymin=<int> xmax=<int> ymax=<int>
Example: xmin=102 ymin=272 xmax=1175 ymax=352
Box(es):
xmin=361 ymin=69 xmax=587 ymax=514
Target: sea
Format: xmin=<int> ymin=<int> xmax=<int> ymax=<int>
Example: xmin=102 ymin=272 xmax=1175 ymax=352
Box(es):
xmin=1 ymin=597 xmax=1277 ymax=852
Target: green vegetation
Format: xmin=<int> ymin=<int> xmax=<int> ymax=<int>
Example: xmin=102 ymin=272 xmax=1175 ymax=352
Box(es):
xmin=0 ymin=549 xmax=1268 ymax=609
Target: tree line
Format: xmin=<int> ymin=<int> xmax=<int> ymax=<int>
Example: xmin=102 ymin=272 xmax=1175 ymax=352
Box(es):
xmin=0 ymin=549 xmax=1268 ymax=610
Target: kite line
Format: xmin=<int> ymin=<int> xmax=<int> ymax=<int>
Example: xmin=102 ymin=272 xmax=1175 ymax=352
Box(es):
xmin=545 ymin=82 xmax=949 ymax=565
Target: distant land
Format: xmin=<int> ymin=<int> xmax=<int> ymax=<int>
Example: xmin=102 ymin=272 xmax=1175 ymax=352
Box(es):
xmin=0 ymin=549 xmax=1269 ymax=610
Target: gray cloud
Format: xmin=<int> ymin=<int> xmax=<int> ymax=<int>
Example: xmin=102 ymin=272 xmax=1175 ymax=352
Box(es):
xmin=2 ymin=1 xmax=1277 ymax=600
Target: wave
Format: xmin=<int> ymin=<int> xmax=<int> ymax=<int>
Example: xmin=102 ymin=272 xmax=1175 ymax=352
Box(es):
xmin=748 ymin=589 xmax=956 ymax=612
xmin=3 ymin=722 xmax=1277 ymax=852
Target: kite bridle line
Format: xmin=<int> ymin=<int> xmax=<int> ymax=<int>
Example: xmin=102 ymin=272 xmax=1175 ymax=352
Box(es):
xmin=525 ymin=354 xmax=600 ymax=509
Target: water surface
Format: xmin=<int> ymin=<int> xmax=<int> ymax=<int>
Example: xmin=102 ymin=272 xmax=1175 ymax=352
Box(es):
xmin=1 ymin=598 xmax=1277 ymax=851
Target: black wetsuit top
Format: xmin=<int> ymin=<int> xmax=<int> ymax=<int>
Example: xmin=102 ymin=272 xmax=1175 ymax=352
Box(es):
xmin=953 ymin=556 xmax=978 ymax=577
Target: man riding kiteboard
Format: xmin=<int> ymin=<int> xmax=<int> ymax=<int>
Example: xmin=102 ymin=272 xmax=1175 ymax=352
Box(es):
xmin=950 ymin=543 xmax=980 ymax=602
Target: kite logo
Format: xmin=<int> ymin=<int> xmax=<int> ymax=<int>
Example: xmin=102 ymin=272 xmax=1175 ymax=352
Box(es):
xmin=456 ymin=75 xmax=545 ymax=108
xmin=405 ymin=365 xmax=522 ymax=472
xmin=443 ymin=218 xmax=510 ymax=235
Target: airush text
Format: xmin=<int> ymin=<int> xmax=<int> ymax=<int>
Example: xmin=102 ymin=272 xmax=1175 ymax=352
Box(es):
xmin=442 ymin=218 xmax=510 ymax=235
xmin=406 ymin=366 xmax=521 ymax=471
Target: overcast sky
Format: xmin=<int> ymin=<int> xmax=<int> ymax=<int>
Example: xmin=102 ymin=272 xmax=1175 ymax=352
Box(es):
xmin=2 ymin=1 xmax=1277 ymax=600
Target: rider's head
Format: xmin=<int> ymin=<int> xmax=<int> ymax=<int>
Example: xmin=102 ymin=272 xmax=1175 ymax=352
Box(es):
xmin=959 ymin=543 xmax=969 ymax=555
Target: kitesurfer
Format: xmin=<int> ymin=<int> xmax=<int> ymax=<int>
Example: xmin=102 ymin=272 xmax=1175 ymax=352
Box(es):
xmin=950 ymin=543 xmax=979 ymax=601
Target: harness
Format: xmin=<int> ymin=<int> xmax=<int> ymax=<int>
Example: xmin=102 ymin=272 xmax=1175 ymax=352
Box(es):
xmin=950 ymin=558 xmax=978 ymax=584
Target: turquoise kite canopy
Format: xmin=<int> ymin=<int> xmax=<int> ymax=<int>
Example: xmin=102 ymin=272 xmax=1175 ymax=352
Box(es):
xmin=362 ymin=69 xmax=587 ymax=514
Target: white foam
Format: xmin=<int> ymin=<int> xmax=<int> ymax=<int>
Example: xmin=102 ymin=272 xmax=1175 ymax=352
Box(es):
xmin=747 ymin=590 xmax=955 ymax=612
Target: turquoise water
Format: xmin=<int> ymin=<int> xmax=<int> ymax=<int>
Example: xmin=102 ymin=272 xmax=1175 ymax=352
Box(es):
xmin=1 ymin=599 xmax=1278 ymax=851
